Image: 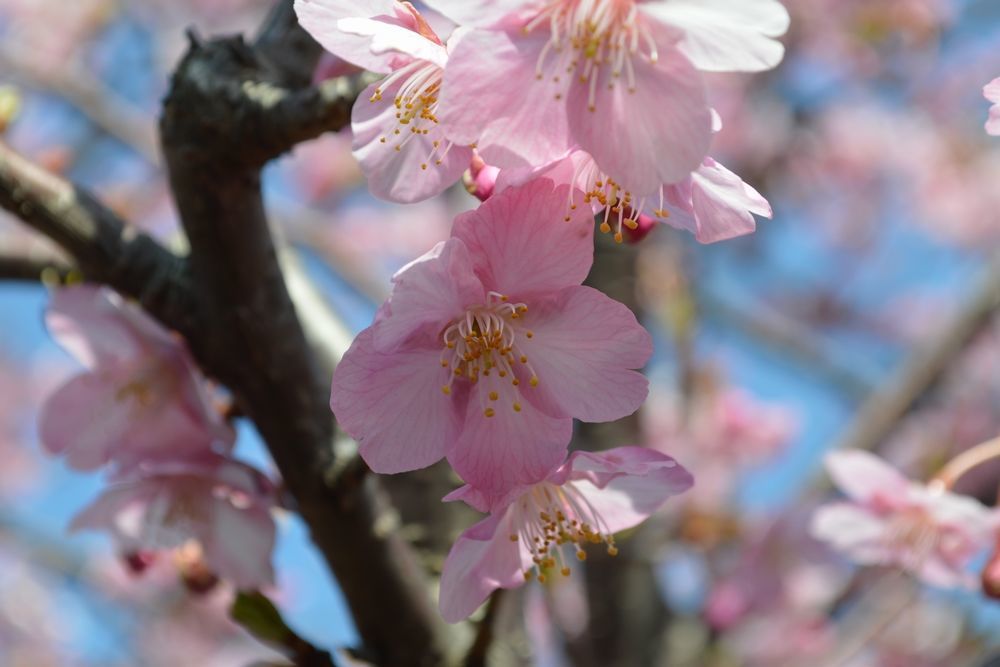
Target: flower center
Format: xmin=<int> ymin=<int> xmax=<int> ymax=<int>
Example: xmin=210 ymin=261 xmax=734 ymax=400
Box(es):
xmin=561 ymin=156 xmax=671 ymax=242
xmin=439 ymin=291 xmax=538 ymax=418
xmin=510 ymin=481 xmax=619 ymax=583
xmin=371 ymin=60 xmax=455 ymax=170
xmin=525 ymin=0 xmax=657 ymax=109
xmin=885 ymin=507 xmax=940 ymax=568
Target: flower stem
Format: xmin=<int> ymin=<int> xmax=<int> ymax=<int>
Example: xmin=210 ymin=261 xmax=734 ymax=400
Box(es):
xmin=931 ymin=435 xmax=1000 ymax=490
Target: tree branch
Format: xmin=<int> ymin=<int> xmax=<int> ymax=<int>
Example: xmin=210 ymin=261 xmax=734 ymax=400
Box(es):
xmin=830 ymin=251 xmax=1000 ymax=454
xmin=0 ymin=250 xmax=73 ymax=283
xmin=0 ymin=139 xmax=195 ymax=333
xmin=158 ymin=3 xmax=455 ymax=664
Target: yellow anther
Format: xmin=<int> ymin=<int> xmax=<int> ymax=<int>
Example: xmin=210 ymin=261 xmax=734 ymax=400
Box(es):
xmin=529 ymin=376 xmax=539 ymax=387
xmin=624 ymin=219 xmax=639 ymax=230
xmin=512 ymin=379 xmax=520 ymax=387
xmin=513 ymin=403 xmax=522 ymax=412
xmin=599 ymin=221 xmax=612 ymax=234
xmin=489 ymin=391 xmax=499 ymax=401
xmin=520 ymin=355 xmax=528 ymax=363
xmin=614 ymin=232 xmax=623 ymax=244
xmin=441 ymin=386 xmax=451 ymax=395
xmin=440 ymin=360 xmax=449 ymax=367
xmin=484 ymin=407 xmax=495 ymax=418
xmin=576 ymin=550 xmax=587 ymax=561
xmin=561 ymin=567 xmax=571 ymax=577
xmin=509 ymin=534 xmax=519 ymax=542
xmin=607 ymin=546 xmax=619 ymax=557
xmin=537 ymin=574 xmax=547 ymax=583
xmin=526 ymin=331 xmax=534 ymax=339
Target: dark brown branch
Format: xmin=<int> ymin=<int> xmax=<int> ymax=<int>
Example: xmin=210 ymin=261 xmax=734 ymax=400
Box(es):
xmin=0 ymin=140 xmax=195 ymax=333
xmin=831 ymin=251 xmax=1000 ymax=454
xmin=158 ymin=3 xmax=455 ymax=664
xmin=0 ymin=250 xmax=73 ymax=283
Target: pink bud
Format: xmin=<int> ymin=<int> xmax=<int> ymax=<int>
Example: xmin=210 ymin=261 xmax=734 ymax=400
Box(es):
xmin=624 ymin=212 xmax=657 ymax=244
xmin=981 ymin=534 xmax=1000 ymax=599
xmin=463 ymin=154 xmax=500 ymax=202
xmin=122 ymin=551 xmax=156 ymax=576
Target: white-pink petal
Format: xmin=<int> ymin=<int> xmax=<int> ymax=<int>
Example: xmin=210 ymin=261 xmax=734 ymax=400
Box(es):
xmin=438 ymin=511 xmax=529 ymax=623
xmin=824 ymin=450 xmax=911 ymax=505
xmin=566 ymin=45 xmax=712 ymax=191
xmin=985 ymin=78 xmax=1000 ymax=136
xmin=640 ymin=0 xmax=790 ymax=73
xmin=331 ymin=328 xmax=462 ymax=474
xmin=450 ymin=178 xmax=594 ymax=301
xmin=295 ymin=0 xmax=413 ymax=73
xmin=516 ymin=286 xmax=651 ymax=422
xmin=448 ymin=384 xmax=571 ymax=498
xmin=372 ymin=239 xmax=484 ymax=351
xmin=439 ymin=29 xmax=573 ymax=169
xmin=351 ymin=76 xmax=473 ymax=204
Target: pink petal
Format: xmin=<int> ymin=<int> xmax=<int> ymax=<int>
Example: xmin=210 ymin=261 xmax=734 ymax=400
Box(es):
xmin=516 ymin=286 xmax=652 ymax=422
xmin=204 ymin=500 xmax=277 ymax=589
xmin=985 ymin=78 xmax=1000 ymax=136
xmin=331 ymin=328 xmax=462 ymax=474
xmin=450 ymin=179 xmax=594 ymax=300
xmin=372 ymin=239 xmax=484 ymax=351
xmin=47 ymin=286 xmax=151 ymax=369
xmin=809 ymin=502 xmax=891 ymax=565
xmin=443 ymin=481 xmax=530 ymax=515
xmin=352 ymin=77 xmax=474 ymax=203
xmin=438 ymin=511 xmax=530 ymax=623
xmin=337 ymin=16 xmax=448 ymax=68
xmin=39 ymin=372 xmax=134 ymax=470
xmin=69 ymin=480 xmax=153 ymax=542
xmin=639 ymin=0 xmax=789 ymax=73
xmin=448 ymin=381 xmax=571 ymax=498
xmin=422 ymin=0 xmax=538 ymax=28
xmin=824 ymin=450 xmax=911 ymax=504
xmin=294 ymin=0 xmax=416 ymax=73
xmin=562 ymin=447 xmax=693 ymax=533
xmin=439 ymin=29 xmax=572 ymax=169
xmin=567 ymin=45 xmax=712 ymax=191
xmin=678 ymin=158 xmax=769 ymax=243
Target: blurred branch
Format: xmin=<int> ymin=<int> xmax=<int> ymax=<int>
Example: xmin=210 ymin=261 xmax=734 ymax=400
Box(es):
xmin=0 ymin=139 xmax=196 ymax=333
xmin=831 ymin=252 xmax=1000 ymax=454
xmin=0 ymin=45 xmax=160 ymax=164
xmin=698 ymin=289 xmax=875 ymax=398
xmin=0 ymin=250 xmax=73 ymax=282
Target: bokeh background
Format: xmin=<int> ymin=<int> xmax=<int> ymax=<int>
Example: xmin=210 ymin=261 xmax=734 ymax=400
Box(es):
xmin=2 ymin=0 xmax=1000 ymax=664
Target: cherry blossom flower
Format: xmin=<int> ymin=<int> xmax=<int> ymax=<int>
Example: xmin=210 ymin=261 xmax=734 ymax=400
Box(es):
xmin=500 ymin=150 xmax=771 ymax=243
xmin=810 ymin=450 xmax=996 ymax=588
xmin=71 ymin=455 xmax=278 ymax=590
xmin=437 ymin=447 xmax=693 ymax=622
xmin=39 ymin=285 xmax=234 ymax=472
xmin=330 ymin=179 xmax=652 ymax=498
xmin=295 ymin=0 xmax=473 ymax=202
xmin=986 ymin=78 xmax=1000 ymax=136
xmin=426 ymin=0 xmax=788 ymax=195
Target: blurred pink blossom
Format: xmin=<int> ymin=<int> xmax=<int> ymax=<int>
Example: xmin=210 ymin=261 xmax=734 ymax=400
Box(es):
xmin=986 ymin=78 xmax=1000 ymax=136
xmin=438 ymin=446 xmax=693 ymax=622
xmin=39 ymin=285 xmax=234 ymax=471
xmin=811 ymin=450 xmax=996 ymax=588
xmin=71 ymin=455 xmax=278 ymax=590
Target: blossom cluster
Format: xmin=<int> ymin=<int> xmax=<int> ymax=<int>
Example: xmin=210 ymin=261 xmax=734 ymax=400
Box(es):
xmin=40 ymin=286 xmax=279 ymax=590
xmin=296 ymin=0 xmax=795 ymax=620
